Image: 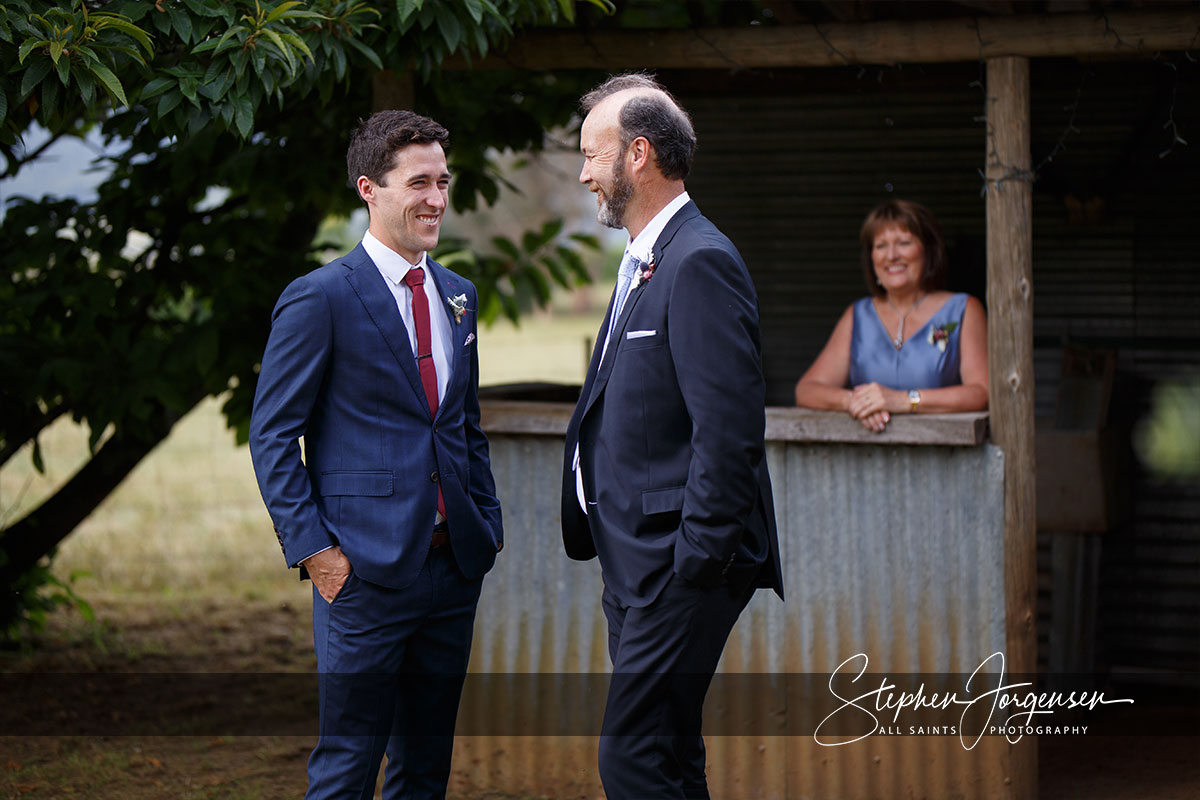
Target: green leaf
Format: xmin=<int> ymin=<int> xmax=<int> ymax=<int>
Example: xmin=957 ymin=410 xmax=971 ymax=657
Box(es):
xmin=140 ymin=75 xmax=174 ymax=99
xmin=330 ymin=40 xmax=346 ymax=79
xmin=343 ymin=36 xmax=382 ymax=70
xmin=19 ymin=57 xmax=53 ymax=100
xmin=93 ymin=16 xmax=154 ymax=55
xmin=491 ymin=236 xmax=520 ymax=261
xmin=75 ymin=68 xmax=94 ymax=103
xmin=18 ymin=38 xmax=46 ymax=65
xmin=49 ymin=39 xmax=63 ymax=64
xmin=277 ymin=31 xmax=313 ymax=62
xmin=396 ymin=0 xmax=420 ymax=24
xmin=265 ymin=1 xmax=303 ymax=23
xmin=540 ymin=254 xmax=570 ymax=288
xmin=261 ymin=28 xmax=297 ymax=75
xmin=463 ymin=0 xmax=484 ymax=24
xmin=233 ymin=93 xmax=253 ymax=138
xmin=156 ymin=89 xmax=183 ymax=117
xmin=166 ymin=4 xmax=193 ymax=43
xmin=0 ymin=89 xmax=7 ymax=124
xmin=433 ymin=4 xmax=461 ymax=52
xmin=54 ymin=53 xmax=70 ymax=85
xmin=87 ymin=62 xmax=128 ymax=107
xmin=556 ymin=244 xmax=589 ymax=281
xmin=569 ymin=232 xmax=602 ymax=250
xmin=183 ymin=0 xmax=224 ymax=18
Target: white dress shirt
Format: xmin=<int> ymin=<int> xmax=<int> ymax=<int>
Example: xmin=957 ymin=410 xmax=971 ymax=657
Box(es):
xmin=361 ymin=230 xmax=453 ymax=405
xmin=576 ymin=191 xmax=692 ymax=513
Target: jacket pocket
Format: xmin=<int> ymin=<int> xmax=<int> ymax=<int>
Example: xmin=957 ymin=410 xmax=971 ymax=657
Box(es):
xmin=316 ymin=470 xmax=394 ymax=497
xmin=642 ymin=485 xmax=685 ymax=515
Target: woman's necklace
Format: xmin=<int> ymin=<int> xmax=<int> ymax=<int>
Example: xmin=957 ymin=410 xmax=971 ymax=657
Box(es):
xmin=886 ymin=293 xmax=925 ymax=349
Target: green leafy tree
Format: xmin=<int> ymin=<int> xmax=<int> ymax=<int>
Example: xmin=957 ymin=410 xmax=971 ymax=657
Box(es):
xmin=0 ymin=0 xmax=613 ymax=636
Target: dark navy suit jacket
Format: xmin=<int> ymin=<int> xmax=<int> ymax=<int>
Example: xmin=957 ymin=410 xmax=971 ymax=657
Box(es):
xmin=249 ymin=244 xmax=502 ymax=589
xmin=561 ymin=202 xmax=783 ymax=608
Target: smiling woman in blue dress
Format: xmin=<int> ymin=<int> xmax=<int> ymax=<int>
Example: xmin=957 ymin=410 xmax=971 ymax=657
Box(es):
xmin=794 ymin=199 xmax=989 ymax=432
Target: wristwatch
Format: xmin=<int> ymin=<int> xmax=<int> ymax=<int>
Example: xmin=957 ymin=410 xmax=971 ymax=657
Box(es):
xmin=908 ymin=389 xmax=921 ymax=413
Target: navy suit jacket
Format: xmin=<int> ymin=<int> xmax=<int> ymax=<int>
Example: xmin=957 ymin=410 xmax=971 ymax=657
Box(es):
xmin=249 ymin=244 xmax=502 ymax=589
xmin=561 ymin=202 xmax=783 ymax=608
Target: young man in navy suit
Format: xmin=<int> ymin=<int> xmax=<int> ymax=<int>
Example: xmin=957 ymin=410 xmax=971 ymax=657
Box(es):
xmin=250 ymin=111 xmax=502 ymax=800
xmin=561 ymin=74 xmax=784 ymax=800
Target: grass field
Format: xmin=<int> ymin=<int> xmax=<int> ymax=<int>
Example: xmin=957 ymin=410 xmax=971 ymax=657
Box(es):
xmin=0 ymin=309 xmax=604 ymax=600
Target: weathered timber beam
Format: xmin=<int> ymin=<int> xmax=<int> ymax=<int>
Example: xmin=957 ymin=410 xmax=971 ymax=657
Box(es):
xmin=447 ymin=10 xmax=1199 ymax=70
xmin=986 ymin=54 xmax=1038 ymax=800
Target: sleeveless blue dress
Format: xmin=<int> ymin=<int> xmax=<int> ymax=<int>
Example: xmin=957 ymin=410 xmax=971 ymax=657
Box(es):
xmin=848 ymin=293 xmax=968 ymax=389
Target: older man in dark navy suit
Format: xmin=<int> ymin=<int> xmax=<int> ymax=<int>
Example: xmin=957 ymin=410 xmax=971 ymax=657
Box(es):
xmin=250 ymin=111 xmax=502 ymax=800
xmin=561 ymin=74 xmax=784 ymax=799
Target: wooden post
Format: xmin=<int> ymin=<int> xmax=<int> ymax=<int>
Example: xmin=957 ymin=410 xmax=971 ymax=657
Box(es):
xmin=986 ymin=55 xmax=1037 ymax=800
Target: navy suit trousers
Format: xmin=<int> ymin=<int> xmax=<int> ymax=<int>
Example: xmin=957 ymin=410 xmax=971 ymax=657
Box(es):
xmin=307 ymin=546 xmax=482 ymax=800
xmin=598 ymin=573 xmax=756 ymax=800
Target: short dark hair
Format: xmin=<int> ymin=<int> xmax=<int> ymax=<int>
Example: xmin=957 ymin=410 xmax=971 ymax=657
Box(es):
xmin=346 ymin=110 xmax=449 ymax=188
xmin=859 ymin=199 xmax=949 ymax=296
xmin=581 ymin=73 xmax=696 ymax=181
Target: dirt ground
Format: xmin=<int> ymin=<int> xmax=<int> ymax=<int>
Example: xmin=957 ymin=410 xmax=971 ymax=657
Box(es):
xmin=1 ymin=594 xmax=1196 ymax=800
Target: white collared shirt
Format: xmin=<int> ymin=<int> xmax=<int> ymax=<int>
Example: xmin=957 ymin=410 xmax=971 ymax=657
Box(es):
xmin=576 ymin=191 xmax=692 ymax=513
xmin=598 ymin=190 xmax=691 ymax=363
xmin=361 ymin=230 xmax=452 ymax=406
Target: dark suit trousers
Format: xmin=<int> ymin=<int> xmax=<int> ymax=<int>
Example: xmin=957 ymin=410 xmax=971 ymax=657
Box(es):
xmin=307 ymin=546 xmax=482 ymax=800
xmin=599 ymin=573 xmax=755 ymax=800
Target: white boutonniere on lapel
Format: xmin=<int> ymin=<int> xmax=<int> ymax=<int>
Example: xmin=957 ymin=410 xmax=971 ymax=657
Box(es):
xmin=447 ymin=293 xmax=468 ymax=324
xmin=928 ymin=321 xmax=958 ymax=352
xmin=631 ymin=251 xmax=656 ymax=290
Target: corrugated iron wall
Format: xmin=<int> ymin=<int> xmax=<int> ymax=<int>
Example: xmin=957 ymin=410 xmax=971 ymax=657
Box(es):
xmin=453 ymin=434 xmax=1012 ymax=799
xmin=674 ymin=61 xmax=1199 ymax=677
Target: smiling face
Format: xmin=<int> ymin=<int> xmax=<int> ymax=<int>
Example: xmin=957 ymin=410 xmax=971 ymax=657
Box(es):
xmin=871 ymin=224 xmax=927 ymax=294
xmin=579 ymin=96 xmax=635 ymax=230
xmin=359 ymin=142 xmax=449 ymax=264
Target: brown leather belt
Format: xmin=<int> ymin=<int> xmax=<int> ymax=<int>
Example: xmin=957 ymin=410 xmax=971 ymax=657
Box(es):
xmin=431 ymin=521 xmax=449 ymax=548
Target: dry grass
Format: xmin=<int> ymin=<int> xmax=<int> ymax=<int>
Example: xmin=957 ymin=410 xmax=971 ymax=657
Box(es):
xmin=0 ymin=310 xmax=604 ymax=600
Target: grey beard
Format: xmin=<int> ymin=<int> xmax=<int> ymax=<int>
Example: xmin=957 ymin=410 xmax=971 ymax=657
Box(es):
xmin=597 ymin=169 xmax=633 ymax=230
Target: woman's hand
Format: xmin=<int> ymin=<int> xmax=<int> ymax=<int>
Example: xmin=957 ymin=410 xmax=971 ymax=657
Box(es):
xmin=848 ymin=382 xmax=908 ymax=431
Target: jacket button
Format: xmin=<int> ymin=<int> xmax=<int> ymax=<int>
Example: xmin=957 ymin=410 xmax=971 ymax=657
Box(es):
xmin=431 ymin=471 xmax=439 ymax=483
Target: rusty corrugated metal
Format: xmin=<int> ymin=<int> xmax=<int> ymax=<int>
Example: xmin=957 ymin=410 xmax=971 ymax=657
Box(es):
xmin=454 ymin=431 xmax=1010 ymax=799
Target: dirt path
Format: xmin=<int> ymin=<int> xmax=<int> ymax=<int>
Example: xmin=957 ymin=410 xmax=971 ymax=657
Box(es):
xmin=2 ymin=593 xmax=1195 ymax=799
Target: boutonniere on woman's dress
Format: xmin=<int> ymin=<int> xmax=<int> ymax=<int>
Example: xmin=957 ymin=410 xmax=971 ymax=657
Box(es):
xmin=928 ymin=321 xmax=958 ymax=352
xmin=447 ymin=293 xmax=468 ymax=324
xmin=631 ymin=252 xmax=656 ymax=289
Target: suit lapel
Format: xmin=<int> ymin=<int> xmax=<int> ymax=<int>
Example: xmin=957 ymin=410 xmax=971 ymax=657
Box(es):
xmin=342 ymin=244 xmax=430 ymax=415
xmin=425 ymin=258 xmax=464 ymax=411
xmin=581 ymin=202 xmax=700 ymax=418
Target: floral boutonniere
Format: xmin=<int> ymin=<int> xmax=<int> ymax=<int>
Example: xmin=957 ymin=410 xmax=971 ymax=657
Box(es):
xmin=928 ymin=321 xmax=959 ymax=352
xmin=631 ymin=252 xmax=657 ymax=290
xmin=447 ymin=293 xmax=468 ymax=324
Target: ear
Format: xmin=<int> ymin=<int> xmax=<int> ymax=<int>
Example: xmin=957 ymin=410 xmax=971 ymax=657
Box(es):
xmin=355 ymin=175 xmax=374 ymax=204
xmin=627 ymin=136 xmax=653 ymax=176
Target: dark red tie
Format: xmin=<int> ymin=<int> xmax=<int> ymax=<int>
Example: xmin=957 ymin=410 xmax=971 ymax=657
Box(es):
xmin=404 ymin=266 xmax=445 ymax=518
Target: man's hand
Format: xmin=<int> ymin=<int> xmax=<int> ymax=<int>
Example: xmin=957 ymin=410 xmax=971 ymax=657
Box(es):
xmin=303 ymin=546 xmax=352 ymax=603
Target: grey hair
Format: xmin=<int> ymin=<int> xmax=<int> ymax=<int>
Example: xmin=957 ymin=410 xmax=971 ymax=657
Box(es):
xmin=580 ymin=73 xmax=696 ymax=181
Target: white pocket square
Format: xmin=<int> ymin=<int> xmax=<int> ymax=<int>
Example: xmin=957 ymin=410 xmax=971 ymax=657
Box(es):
xmin=464 ymin=332 xmax=476 ymax=346
xmin=626 ymin=329 xmax=656 ymax=340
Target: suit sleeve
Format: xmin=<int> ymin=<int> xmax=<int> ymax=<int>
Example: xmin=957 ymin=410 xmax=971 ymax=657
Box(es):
xmin=667 ymin=246 xmax=766 ymax=587
xmin=462 ymin=282 xmax=503 ymax=549
xmin=248 ymin=276 xmax=337 ymax=568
